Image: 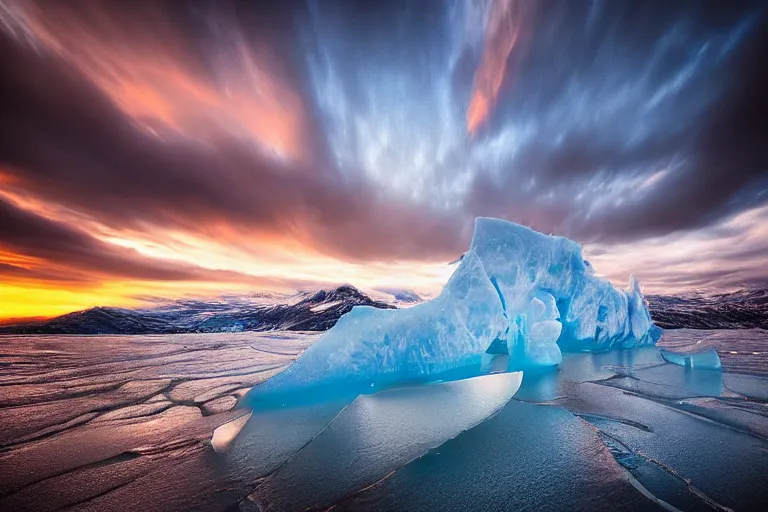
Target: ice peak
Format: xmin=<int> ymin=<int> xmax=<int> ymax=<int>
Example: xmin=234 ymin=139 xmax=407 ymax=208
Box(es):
xmin=244 ymin=217 xmax=661 ymax=406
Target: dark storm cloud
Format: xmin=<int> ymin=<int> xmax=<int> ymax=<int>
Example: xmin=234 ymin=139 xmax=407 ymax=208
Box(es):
xmin=465 ymin=1 xmax=768 ymax=243
xmin=580 ymin=4 xmax=768 ymax=241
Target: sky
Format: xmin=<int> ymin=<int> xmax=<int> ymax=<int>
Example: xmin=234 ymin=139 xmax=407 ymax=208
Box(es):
xmin=0 ymin=0 xmax=767 ymax=320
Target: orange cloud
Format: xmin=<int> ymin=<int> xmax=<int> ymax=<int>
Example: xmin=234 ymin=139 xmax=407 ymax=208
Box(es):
xmin=0 ymin=0 xmax=309 ymax=162
xmin=0 ymin=249 xmax=42 ymax=269
xmin=467 ymin=0 xmax=525 ymax=135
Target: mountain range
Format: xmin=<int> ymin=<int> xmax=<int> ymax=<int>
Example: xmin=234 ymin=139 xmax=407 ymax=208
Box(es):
xmin=0 ymin=285 xmax=395 ymax=335
xmin=1 ymin=286 xmax=766 ymax=335
xmin=646 ymin=289 xmax=768 ymax=330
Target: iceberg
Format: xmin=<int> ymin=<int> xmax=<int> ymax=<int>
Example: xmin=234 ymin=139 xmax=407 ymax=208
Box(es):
xmin=244 ymin=218 xmax=660 ymax=407
xmin=660 ymin=348 xmax=722 ymax=370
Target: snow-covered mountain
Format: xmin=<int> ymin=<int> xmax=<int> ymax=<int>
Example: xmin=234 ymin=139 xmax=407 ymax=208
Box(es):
xmin=0 ymin=285 xmax=395 ymax=335
xmin=3 ymin=286 xmax=766 ymax=335
xmin=374 ymin=288 xmax=423 ymax=304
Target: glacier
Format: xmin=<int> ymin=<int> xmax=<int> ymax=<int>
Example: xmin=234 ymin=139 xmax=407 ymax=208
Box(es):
xmin=660 ymin=348 xmax=722 ymax=370
xmin=244 ymin=217 xmax=660 ymax=407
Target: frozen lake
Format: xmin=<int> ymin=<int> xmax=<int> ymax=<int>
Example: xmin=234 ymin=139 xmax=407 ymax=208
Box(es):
xmin=1 ymin=329 xmax=767 ymax=511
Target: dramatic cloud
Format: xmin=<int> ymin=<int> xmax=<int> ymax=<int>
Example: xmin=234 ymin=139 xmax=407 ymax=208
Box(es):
xmin=0 ymin=0 xmax=766 ymax=318
xmin=467 ymin=0 xmax=526 ymax=135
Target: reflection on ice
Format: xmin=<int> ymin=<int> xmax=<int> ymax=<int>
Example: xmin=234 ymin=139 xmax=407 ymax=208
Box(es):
xmin=561 ymin=346 xmax=665 ymax=382
xmin=512 ymin=367 xmax=561 ymax=403
xmin=682 ymin=366 xmax=724 ymax=396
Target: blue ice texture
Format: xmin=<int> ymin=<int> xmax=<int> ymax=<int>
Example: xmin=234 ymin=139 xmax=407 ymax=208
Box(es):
xmin=245 ymin=217 xmax=661 ymax=407
xmin=660 ymin=348 xmax=722 ymax=370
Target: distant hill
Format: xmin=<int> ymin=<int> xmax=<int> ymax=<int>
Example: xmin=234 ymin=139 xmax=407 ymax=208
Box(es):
xmin=373 ymin=287 xmax=423 ymax=304
xmin=0 ymin=285 xmax=395 ymax=335
xmin=4 ymin=286 xmax=765 ymax=335
xmin=647 ymin=289 xmax=768 ymax=329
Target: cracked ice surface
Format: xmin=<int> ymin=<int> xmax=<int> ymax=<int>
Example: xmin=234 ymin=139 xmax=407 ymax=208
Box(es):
xmin=1 ymin=330 xmax=767 ymax=511
xmin=246 ymin=218 xmax=660 ymax=404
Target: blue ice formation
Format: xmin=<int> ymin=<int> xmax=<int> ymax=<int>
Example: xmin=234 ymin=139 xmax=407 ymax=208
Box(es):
xmin=245 ymin=218 xmax=661 ymax=405
xmin=660 ymin=348 xmax=722 ymax=370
